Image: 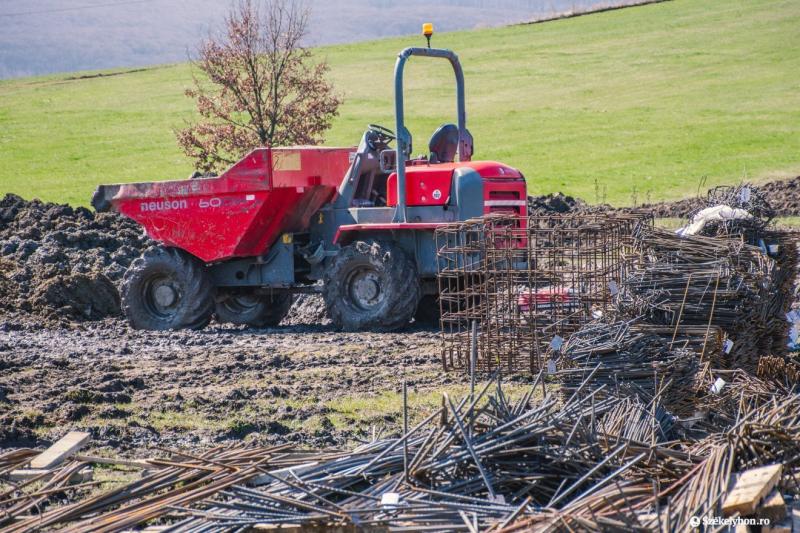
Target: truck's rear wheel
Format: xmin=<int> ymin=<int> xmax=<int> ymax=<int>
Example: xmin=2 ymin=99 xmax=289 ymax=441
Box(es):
xmin=121 ymin=247 xmax=213 ymax=330
xmin=323 ymin=240 xmax=421 ymax=331
xmin=215 ymin=292 xmax=293 ymax=328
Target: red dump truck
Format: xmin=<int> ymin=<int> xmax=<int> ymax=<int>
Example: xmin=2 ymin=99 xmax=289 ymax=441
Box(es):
xmin=93 ymin=33 xmax=528 ymax=331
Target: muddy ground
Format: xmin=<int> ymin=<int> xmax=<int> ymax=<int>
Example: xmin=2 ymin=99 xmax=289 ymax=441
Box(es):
xmin=0 ymin=317 xmax=462 ymax=454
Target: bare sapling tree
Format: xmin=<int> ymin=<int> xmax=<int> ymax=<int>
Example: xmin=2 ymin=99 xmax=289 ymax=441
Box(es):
xmin=177 ymin=0 xmax=342 ymax=172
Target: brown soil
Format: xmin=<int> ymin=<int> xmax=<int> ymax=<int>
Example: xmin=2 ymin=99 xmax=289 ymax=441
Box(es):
xmin=0 ymin=194 xmax=149 ymax=322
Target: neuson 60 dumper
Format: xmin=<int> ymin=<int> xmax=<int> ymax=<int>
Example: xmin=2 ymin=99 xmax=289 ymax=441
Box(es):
xmin=92 ymin=27 xmax=528 ymax=331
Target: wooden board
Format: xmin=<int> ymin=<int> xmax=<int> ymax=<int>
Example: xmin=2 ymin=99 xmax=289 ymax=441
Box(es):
xmin=29 ymin=431 xmax=91 ymax=470
xmin=8 ymin=468 xmax=53 ymax=481
xmin=723 ymin=464 xmax=782 ymax=516
xmin=9 ymin=466 xmax=93 ymax=483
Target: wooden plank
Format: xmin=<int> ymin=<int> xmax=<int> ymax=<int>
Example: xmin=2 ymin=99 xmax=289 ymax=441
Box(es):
xmin=791 ymin=506 xmax=800 ymax=533
xmin=29 ymin=431 xmax=91 ymax=470
xmin=722 ymin=464 xmax=783 ymax=516
xmin=7 ymin=468 xmax=52 ymax=481
xmin=8 ymin=466 xmax=92 ymax=483
xmin=757 ymin=490 xmax=787 ymax=524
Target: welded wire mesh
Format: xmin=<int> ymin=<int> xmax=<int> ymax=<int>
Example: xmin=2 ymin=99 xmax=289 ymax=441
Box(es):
xmin=436 ymin=213 xmax=648 ymax=373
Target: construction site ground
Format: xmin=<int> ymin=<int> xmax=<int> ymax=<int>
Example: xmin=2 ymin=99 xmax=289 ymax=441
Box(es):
xmin=2 ymin=180 xmax=800 ymax=529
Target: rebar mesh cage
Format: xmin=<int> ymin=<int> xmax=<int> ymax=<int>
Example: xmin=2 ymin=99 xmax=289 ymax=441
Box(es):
xmin=436 ymin=213 xmax=647 ymax=373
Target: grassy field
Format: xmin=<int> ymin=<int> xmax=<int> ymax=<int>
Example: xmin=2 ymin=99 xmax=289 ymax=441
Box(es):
xmin=0 ymin=0 xmax=798 ymax=206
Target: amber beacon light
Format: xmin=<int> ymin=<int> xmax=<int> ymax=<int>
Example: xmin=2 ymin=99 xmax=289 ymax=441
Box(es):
xmin=422 ymin=22 xmax=434 ymax=47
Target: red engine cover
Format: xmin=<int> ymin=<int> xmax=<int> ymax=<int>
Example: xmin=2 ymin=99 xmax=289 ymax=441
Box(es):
xmin=386 ymin=160 xmax=527 ymax=216
xmin=110 ymin=147 xmax=354 ymax=263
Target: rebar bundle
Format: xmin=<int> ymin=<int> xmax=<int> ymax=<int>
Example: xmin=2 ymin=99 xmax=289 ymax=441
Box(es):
xmin=555 ymin=319 xmax=702 ymax=416
xmin=618 ymin=226 xmax=780 ymax=369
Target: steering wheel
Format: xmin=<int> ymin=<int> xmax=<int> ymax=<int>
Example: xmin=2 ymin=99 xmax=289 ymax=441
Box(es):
xmin=367 ymin=124 xmax=396 ymax=146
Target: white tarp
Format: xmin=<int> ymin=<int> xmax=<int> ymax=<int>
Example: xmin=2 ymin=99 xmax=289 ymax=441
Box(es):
xmin=676 ymin=205 xmax=752 ymax=237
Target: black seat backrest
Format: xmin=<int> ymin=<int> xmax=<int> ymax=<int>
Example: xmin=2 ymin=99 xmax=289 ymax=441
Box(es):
xmin=428 ymin=123 xmax=460 ymax=163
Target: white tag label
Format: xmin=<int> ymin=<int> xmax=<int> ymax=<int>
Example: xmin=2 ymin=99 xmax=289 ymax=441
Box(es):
xmin=723 ymin=339 xmax=734 ymax=354
xmin=381 ymin=492 xmax=400 ymax=506
xmin=608 ymin=280 xmax=619 ymax=296
xmin=550 ymin=336 xmax=564 ymax=352
xmin=547 ymin=359 xmax=556 ymax=374
xmin=490 ymin=494 xmax=506 ymax=504
xmin=739 ymin=187 xmax=751 ymax=203
xmin=710 ymin=377 xmax=726 ymax=394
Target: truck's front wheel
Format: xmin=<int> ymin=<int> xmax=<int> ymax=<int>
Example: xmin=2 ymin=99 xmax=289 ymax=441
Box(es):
xmin=121 ymin=247 xmax=213 ymax=330
xmin=323 ymin=240 xmax=421 ymax=331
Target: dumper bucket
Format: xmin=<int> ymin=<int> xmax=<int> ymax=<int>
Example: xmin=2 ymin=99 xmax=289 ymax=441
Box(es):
xmin=92 ymin=147 xmax=354 ymax=263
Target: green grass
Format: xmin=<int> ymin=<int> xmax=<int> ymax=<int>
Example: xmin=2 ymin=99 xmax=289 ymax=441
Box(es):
xmin=775 ymin=216 xmax=800 ymax=228
xmin=1 ymin=0 xmax=799 ymax=206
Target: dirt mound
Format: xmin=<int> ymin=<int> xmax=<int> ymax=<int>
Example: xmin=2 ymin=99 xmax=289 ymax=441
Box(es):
xmin=530 ymin=176 xmax=800 ymax=219
xmin=528 ymin=191 xmax=704 ymax=219
xmin=0 ymin=194 xmax=150 ymax=322
xmin=527 ymin=193 xmax=610 ymax=215
xmin=32 ymin=273 xmax=121 ymax=320
xmin=281 ymin=293 xmax=330 ymax=326
xmin=628 ymin=197 xmax=701 ymax=218
xmin=629 ymin=177 xmax=800 ymax=218
xmin=0 ymin=193 xmax=330 ymax=326
xmin=757 ymin=176 xmax=800 ymax=216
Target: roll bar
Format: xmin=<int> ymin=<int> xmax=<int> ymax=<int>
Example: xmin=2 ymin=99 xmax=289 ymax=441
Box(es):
xmin=393 ymin=47 xmax=471 ymax=223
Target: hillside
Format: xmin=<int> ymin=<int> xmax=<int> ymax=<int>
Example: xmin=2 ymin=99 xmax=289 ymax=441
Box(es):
xmin=0 ymin=0 xmax=799 ymax=206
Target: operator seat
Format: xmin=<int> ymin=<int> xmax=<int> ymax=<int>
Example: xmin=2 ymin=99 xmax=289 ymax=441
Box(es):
xmin=429 ymin=123 xmax=473 ymax=163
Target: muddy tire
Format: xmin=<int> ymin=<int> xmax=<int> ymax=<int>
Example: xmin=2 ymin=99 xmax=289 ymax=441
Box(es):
xmin=414 ymin=294 xmax=441 ymax=326
xmin=323 ymin=240 xmax=421 ymax=331
xmin=121 ymin=247 xmax=213 ymax=330
xmin=215 ymin=292 xmax=293 ymax=328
